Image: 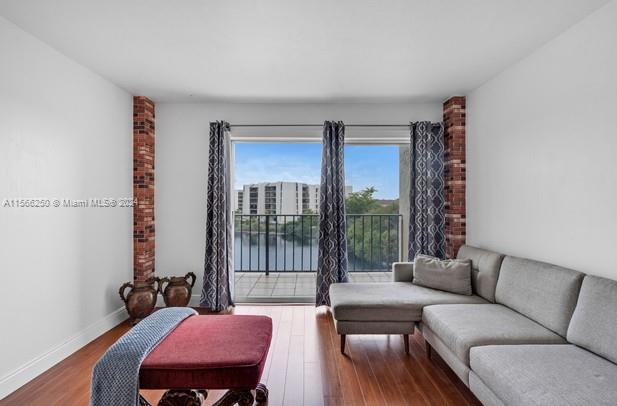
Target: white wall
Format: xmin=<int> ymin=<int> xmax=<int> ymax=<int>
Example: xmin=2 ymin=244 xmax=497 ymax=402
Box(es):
xmin=467 ymin=0 xmax=617 ymax=279
xmin=0 ymin=17 xmax=132 ymax=398
xmin=156 ymin=102 xmax=441 ymax=289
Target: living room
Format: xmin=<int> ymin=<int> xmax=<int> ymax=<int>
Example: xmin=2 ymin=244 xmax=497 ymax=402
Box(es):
xmin=1 ymin=1 xmax=616 ymax=405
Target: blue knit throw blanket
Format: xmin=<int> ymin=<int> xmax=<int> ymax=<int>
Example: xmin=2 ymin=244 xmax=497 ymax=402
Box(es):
xmin=90 ymin=307 xmax=197 ymax=406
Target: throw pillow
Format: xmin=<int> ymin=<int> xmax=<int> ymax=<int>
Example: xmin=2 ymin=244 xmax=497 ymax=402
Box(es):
xmin=412 ymin=254 xmax=472 ymax=295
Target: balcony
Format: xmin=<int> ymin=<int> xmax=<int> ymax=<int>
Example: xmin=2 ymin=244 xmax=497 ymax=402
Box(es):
xmin=234 ymin=213 xmax=402 ymax=301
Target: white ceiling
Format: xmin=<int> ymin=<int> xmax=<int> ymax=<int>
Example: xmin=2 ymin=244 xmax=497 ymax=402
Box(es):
xmin=0 ymin=0 xmax=609 ymax=103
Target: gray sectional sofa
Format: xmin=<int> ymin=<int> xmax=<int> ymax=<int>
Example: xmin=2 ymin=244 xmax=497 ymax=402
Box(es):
xmin=329 ymin=245 xmax=617 ymax=405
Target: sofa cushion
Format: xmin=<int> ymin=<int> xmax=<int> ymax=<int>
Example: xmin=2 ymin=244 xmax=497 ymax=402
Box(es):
xmin=329 ymin=282 xmax=486 ymax=322
xmin=457 ymin=245 xmax=504 ymax=303
xmin=470 ymin=345 xmax=617 ymax=406
xmin=421 ymin=324 xmax=472 ymax=385
xmin=469 ymin=372 xmax=506 ymax=406
xmin=413 ymin=255 xmax=472 ymax=295
xmin=422 ymin=304 xmax=565 ymax=365
xmin=567 ymin=275 xmax=617 ymax=364
xmin=495 ymin=256 xmax=584 ymax=336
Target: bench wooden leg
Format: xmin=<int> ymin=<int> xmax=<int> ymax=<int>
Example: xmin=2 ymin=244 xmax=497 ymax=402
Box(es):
xmin=144 ymin=386 xmax=265 ymax=406
xmin=340 ymin=334 xmax=346 ymax=354
xmin=157 ymin=389 xmax=206 ymax=406
xmin=403 ymin=334 xmax=410 ymax=354
xmin=425 ymin=341 xmax=432 ymax=359
xmin=212 ymin=389 xmax=254 ymax=406
xmin=255 ymin=383 xmax=269 ymax=403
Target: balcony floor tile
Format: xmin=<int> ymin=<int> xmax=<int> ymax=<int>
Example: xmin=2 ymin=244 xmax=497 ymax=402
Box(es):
xmin=234 ymin=271 xmax=392 ymax=300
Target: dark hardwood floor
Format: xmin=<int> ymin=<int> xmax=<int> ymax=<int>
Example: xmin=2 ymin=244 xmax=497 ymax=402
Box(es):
xmin=1 ymin=305 xmax=480 ymax=406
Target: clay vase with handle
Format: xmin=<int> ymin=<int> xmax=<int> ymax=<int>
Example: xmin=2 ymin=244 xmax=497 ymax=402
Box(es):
xmin=119 ymin=277 xmax=160 ymax=324
xmin=159 ymin=272 xmax=196 ymax=307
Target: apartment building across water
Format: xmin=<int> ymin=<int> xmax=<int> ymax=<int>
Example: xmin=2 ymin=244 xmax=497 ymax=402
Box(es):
xmin=235 ymin=182 xmax=352 ymax=215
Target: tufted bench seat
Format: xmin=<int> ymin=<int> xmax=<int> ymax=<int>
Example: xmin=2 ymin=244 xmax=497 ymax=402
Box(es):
xmin=139 ymin=315 xmax=272 ymax=406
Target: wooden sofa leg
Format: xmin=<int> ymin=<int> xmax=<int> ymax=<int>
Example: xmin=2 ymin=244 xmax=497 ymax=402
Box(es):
xmin=340 ymin=334 xmax=346 ymax=354
xmin=403 ymin=334 xmax=409 ymax=354
xmin=425 ymin=341 xmax=432 ymax=359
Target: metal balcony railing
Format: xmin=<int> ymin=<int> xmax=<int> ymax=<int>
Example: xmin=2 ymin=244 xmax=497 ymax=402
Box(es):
xmin=234 ymin=214 xmax=402 ymax=273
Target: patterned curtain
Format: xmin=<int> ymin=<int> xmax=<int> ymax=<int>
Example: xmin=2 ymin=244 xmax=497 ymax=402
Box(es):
xmin=408 ymin=121 xmax=446 ymax=259
xmin=200 ymin=121 xmax=234 ymax=311
xmin=316 ymin=121 xmax=349 ymax=306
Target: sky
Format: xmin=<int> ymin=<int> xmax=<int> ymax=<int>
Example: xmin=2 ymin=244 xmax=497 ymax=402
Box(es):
xmin=234 ymin=143 xmax=400 ymax=199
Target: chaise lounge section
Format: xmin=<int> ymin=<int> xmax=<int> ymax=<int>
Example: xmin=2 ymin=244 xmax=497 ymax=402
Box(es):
xmin=329 ymin=245 xmax=503 ymax=353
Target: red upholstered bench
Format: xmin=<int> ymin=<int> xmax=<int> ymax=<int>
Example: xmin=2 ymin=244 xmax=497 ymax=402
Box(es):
xmin=139 ymin=315 xmax=272 ymax=406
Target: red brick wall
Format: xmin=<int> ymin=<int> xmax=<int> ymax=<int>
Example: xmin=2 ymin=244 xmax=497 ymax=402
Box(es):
xmin=443 ymin=96 xmax=466 ymax=259
xmin=133 ymin=96 xmax=155 ymax=282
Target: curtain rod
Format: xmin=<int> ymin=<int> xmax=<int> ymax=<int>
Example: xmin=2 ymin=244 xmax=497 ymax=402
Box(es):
xmin=229 ymin=124 xmax=412 ymax=128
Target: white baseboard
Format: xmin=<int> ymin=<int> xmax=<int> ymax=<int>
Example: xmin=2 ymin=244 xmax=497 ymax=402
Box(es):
xmin=0 ymin=306 xmax=127 ymax=400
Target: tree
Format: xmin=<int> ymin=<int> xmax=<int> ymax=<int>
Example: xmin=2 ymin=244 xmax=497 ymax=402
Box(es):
xmin=371 ymin=200 xmax=399 ymax=214
xmin=345 ymin=187 xmax=379 ymax=214
xmin=281 ymin=215 xmax=317 ymax=243
xmin=344 ymin=187 xmax=400 ymax=268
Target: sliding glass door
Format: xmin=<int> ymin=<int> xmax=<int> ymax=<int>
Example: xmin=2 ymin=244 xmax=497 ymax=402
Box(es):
xmin=232 ymin=142 xmax=406 ymax=303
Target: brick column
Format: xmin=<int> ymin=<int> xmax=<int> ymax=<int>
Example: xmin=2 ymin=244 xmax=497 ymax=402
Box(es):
xmin=443 ymin=96 xmax=466 ymax=259
xmin=133 ymin=96 xmax=155 ymax=282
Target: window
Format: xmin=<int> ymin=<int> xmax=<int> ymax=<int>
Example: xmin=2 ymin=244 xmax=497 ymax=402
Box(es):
xmin=264 ymin=185 xmax=277 ymax=214
xmin=236 ymin=190 xmax=243 ymax=214
xmin=302 ymin=185 xmax=309 ymax=212
xmin=233 ymin=142 xmax=404 ymax=302
xmin=344 ymin=145 xmax=401 ymax=276
xmin=249 ymin=186 xmax=258 ymax=214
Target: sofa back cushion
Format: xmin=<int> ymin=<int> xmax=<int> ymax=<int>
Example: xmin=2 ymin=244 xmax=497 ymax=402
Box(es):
xmin=495 ymin=256 xmax=584 ymax=336
xmin=567 ymin=275 xmax=617 ymax=364
xmin=457 ymin=245 xmax=504 ymax=302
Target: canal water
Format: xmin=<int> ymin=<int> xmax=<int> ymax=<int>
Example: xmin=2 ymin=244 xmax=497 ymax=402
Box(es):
xmin=234 ymin=233 xmax=395 ymax=272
